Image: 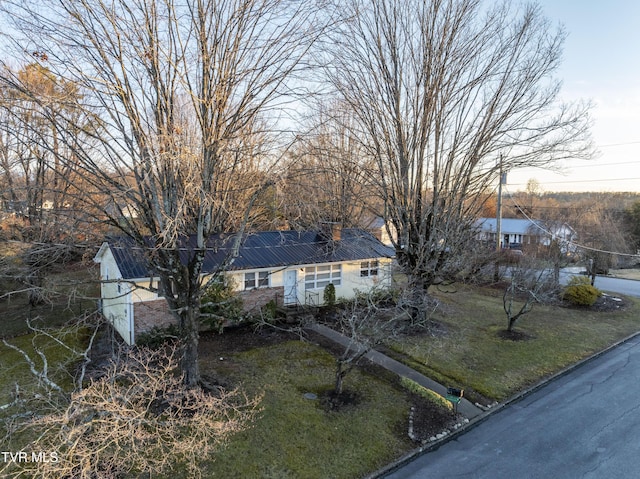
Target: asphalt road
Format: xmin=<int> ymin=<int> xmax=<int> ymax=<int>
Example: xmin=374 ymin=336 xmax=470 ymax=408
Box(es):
xmin=384 ymin=334 xmax=640 ymax=479
xmin=592 ymin=275 xmax=640 ymax=298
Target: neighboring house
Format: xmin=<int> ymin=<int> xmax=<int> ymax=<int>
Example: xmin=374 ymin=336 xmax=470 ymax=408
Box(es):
xmin=94 ymin=226 xmax=395 ymax=345
xmin=103 ymin=200 xmax=139 ymax=219
xmin=475 ymin=217 xmax=576 ymax=250
xmin=363 ymin=216 xmax=396 ymax=247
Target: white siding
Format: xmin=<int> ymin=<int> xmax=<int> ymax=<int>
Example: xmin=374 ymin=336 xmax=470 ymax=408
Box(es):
xmin=95 ymin=246 xmax=134 ymax=344
xmin=96 ymin=242 xmax=395 ymax=345
xmin=131 ymin=281 xmax=161 ymax=302
xmin=296 ymin=258 xmax=393 ymax=306
xmin=227 ymin=259 xmax=392 ymax=306
xmin=328 ymin=259 xmax=392 ymax=304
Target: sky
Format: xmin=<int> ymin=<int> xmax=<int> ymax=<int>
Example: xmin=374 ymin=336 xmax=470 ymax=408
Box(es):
xmin=1 ymin=2 xmax=637 ymax=193
xmin=506 ymin=0 xmax=640 ymax=193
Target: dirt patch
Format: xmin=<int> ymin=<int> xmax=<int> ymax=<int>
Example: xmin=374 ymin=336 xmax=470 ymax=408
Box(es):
xmin=199 ymin=324 xmax=300 ymax=356
xmin=82 ymin=324 xmax=122 ymax=381
xmin=320 ymin=389 xmax=360 ymax=411
xmin=591 ymin=293 xmax=631 ymax=312
xmin=497 ymin=329 xmax=534 ymax=341
xmin=408 ymin=394 xmax=460 ymax=442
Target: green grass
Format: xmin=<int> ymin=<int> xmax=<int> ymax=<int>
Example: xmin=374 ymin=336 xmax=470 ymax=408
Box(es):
xmin=388 ymin=284 xmax=640 ymax=401
xmin=0 ymin=327 xmax=89 ymax=405
xmin=0 ymin=328 xmax=89 ymax=467
xmin=1 ymin=337 xmax=418 ymax=479
xmin=198 ymin=340 xmax=413 ymax=479
xmin=3 ymin=274 xmax=640 ymax=478
xmin=0 ymin=267 xmax=100 ymax=338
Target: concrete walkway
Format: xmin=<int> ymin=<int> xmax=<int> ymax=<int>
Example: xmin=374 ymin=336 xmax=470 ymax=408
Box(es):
xmin=308 ymin=323 xmax=483 ymax=419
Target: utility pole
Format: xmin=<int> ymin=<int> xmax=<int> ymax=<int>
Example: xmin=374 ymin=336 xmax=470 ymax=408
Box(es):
xmin=496 ymin=157 xmax=506 ymax=251
xmin=494 ymin=158 xmax=506 ymax=282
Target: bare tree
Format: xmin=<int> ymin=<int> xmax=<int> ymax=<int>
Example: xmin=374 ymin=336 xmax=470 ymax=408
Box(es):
xmin=625 ymin=200 xmax=640 ymax=254
xmin=323 ymin=0 xmax=592 ymax=317
xmin=279 ymin=102 xmax=377 ymax=229
xmin=324 ymin=287 xmax=434 ymax=401
xmin=332 ymin=308 xmax=371 ymax=399
xmin=0 ymin=64 xmax=92 ymax=241
xmin=520 ymin=178 xmax=544 ymax=218
xmin=503 ymin=258 xmax=557 ymax=332
xmin=567 ymin=194 xmax=632 ymax=280
xmin=0 ymin=0 xmax=323 ymax=386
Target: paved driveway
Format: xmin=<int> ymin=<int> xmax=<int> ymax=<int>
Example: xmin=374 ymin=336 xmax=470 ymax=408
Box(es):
xmin=384 ymin=335 xmax=640 ymax=478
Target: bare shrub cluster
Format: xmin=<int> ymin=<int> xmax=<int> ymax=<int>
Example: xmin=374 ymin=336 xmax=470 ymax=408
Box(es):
xmin=1 ymin=345 xmax=262 ymax=479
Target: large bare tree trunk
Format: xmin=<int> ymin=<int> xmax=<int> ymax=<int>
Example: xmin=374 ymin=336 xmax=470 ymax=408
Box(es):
xmin=181 ymin=306 xmax=201 ymax=388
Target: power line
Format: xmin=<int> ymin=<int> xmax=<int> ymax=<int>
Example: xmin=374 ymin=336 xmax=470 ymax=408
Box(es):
xmin=509 ymin=177 xmax=640 ymax=186
xmin=565 ymin=160 xmax=640 ymax=169
xmin=599 ymin=140 xmax=640 ymax=148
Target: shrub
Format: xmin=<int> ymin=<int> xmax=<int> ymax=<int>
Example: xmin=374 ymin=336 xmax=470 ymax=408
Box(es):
xmin=400 ymin=377 xmax=453 ymax=411
xmin=200 ymin=276 xmax=244 ymax=332
xmin=261 ymin=299 xmax=278 ymax=321
xmin=353 ymin=287 xmax=397 ymax=306
xmin=136 ymin=324 xmax=180 ymax=349
xmin=323 ymin=283 xmax=336 ymax=307
xmin=563 ymin=276 xmax=601 ymax=307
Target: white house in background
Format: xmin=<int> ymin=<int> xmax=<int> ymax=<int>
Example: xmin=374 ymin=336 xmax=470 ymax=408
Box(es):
xmin=475 ymin=217 xmax=576 ymax=249
xmin=363 ymin=216 xmax=397 ymax=247
xmin=94 ymin=226 xmax=395 ymax=345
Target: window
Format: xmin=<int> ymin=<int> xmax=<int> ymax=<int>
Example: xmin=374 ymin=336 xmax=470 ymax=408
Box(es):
xmin=360 ymin=260 xmax=379 ymax=277
xmin=244 ymin=271 xmax=269 ymax=290
xmin=304 ymin=264 xmax=341 ymax=290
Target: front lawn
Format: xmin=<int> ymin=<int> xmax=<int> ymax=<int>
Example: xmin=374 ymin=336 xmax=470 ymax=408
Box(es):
xmin=197 ymin=336 xmax=416 ymax=479
xmin=0 ymin=266 xmax=99 ymax=339
xmin=2 ymin=279 xmax=640 ymax=478
xmin=387 ymin=284 xmax=640 ymax=401
xmin=0 ymin=327 xmax=89 ymax=405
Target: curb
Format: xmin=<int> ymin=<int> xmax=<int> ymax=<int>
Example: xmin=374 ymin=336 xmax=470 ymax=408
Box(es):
xmin=371 ymin=328 xmax=640 ymax=478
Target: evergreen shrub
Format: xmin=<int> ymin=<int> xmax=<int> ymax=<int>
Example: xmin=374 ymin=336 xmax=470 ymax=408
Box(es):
xmin=563 ymin=276 xmax=601 ymax=307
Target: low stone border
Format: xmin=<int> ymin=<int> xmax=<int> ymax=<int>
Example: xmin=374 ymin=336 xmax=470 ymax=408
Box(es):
xmin=407 ymin=406 xmax=470 ymax=443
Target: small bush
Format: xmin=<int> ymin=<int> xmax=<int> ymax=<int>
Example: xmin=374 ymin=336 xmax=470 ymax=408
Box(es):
xmin=400 ymin=377 xmax=453 ymax=411
xmin=563 ymin=276 xmax=601 ymax=307
xmin=323 ymin=283 xmax=336 ymax=307
xmin=353 ymin=287 xmax=397 ymax=306
xmin=261 ymin=299 xmax=278 ymax=321
xmin=135 ymin=324 xmax=180 ymax=349
xmin=200 ymin=276 xmax=244 ymax=332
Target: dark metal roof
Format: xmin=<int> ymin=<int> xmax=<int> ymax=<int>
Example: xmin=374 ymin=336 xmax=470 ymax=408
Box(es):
xmin=104 ymin=229 xmax=395 ymax=280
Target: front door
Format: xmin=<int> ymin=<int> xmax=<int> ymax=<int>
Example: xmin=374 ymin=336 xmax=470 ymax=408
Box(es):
xmin=284 ymin=270 xmax=297 ymax=305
